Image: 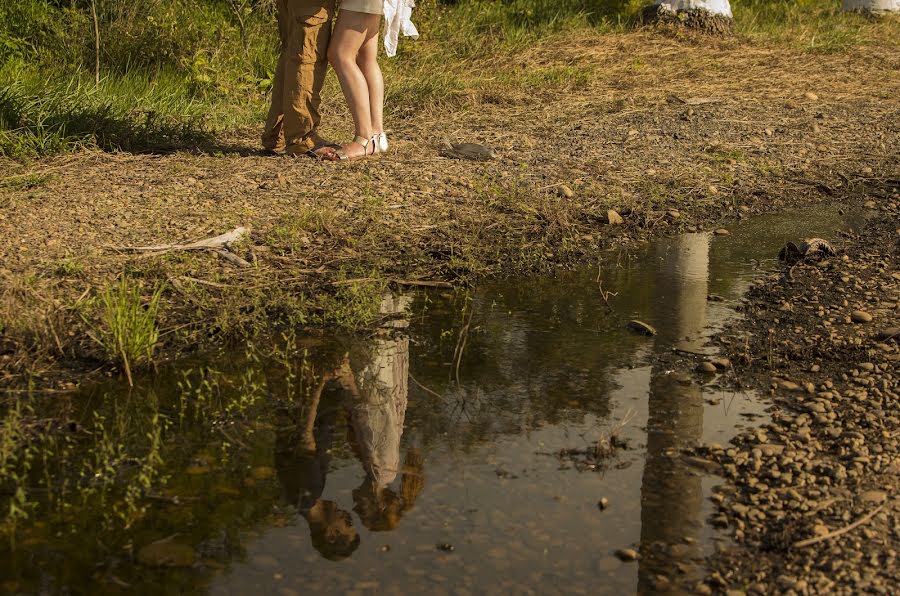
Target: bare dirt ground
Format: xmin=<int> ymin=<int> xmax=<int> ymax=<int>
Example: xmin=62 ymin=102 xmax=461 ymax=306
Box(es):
xmin=1 ymin=30 xmax=898 ymax=387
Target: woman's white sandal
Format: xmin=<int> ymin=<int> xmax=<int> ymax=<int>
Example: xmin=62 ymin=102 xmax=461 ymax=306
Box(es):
xmin=374 ymin=132 xmax=388 ymax=154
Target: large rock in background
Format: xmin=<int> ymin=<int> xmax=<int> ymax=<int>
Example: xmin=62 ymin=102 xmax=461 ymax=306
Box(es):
xmin=643 ymin=0 xmax=734 ymax=35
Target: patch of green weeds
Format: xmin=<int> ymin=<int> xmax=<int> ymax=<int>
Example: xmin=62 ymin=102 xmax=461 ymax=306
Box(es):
xmin=264 ymin=207 xmax=335 ymax=254
xmin=315 ymin=275 xmax=385 ymax=329
xmin=0 ymin=172 xmax=54 ymax=190
xmin=49 ymin=257 xmax=84 ymax=277
xmin=96 ymin=276 xmax=164 ymax=385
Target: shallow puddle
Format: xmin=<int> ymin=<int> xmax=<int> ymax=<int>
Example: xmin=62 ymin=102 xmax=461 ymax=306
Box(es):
xmin=0 ymin=207 xmax=863 ymax=594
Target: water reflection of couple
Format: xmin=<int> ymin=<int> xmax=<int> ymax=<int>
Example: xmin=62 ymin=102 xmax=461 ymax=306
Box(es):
xmin=275 ymin=297 xmax=422 ymax=560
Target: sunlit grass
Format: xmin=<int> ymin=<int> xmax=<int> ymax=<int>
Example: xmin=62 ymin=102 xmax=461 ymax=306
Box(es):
xmin=97 ymin=276 xmax=164 ymax=385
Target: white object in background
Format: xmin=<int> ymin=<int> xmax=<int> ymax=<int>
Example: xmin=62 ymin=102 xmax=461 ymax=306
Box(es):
xmin=842 ymin=0 xmax=899 ymax=12
xmin=654 ymin=0 xmax=733 ymax=18
xmin=384 ymin=0 xmax=419 ymax=58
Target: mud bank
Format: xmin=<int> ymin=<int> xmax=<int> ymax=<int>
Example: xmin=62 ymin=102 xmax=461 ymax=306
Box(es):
xmin=688 ymin=201 xmax=899 ymax=594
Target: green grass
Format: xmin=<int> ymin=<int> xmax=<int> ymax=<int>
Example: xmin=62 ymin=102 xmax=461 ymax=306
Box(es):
xmin=97 ymin=276 xmax=164 ymax=385
xmin=0 ymin=1 xmax=896 ymax=160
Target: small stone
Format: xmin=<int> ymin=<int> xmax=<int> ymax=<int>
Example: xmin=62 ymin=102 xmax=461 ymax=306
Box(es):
xmin=614 ymin=548 xmax=640 ymax=561
xmin=804 ymin=92 xmax=819 ymax=101
xmin=859 ymin=490 xmax=887 ymax=504
xmin=667 ymin=209 xmax=681 ymax=219
xmin=697 ymin=362 xmax=718 ymax=374
xmin=626 ymin=320 xmax=657 ymax=336
xmin=607 ymin=210 xmax=625 ymax=225
xmin=714 ymin=228 xmax=730 ymax=236
xmin=851 ymin=310 xmax=873 ymax=323
xmin=875 ymin=327 xmax=898 ymax=341
xmin=758 ymin=444 xmax=785 ymax=457
xmin=597 ymin=497 xmax=610 ymax=510
xmin=864 ymin=200 xmax=877 ymax=209
xmin=437 ymin=543 xmax=455 ymax=552
xmin=558 ymin=185 xmax=574 ymax=199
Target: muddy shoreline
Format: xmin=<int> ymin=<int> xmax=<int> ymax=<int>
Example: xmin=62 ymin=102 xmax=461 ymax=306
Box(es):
xmin=677 ymin=202 xmax=899 ymax=594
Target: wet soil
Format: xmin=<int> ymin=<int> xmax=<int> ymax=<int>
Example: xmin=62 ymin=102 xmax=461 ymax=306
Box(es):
xmin=685 ymin=204 xmax=899 ymax=594
xmin=1 ymin=30 xmax=898 ymax=389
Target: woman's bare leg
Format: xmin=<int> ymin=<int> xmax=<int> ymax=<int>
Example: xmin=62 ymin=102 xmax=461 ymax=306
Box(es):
xmin=328 ymin=10 xmax=380 ymax=159
xmin=356 ymin=32 xmax=384 ymax=136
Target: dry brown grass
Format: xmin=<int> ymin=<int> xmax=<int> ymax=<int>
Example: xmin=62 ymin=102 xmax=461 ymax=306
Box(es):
xmin=1 ymin=29 xmax=898 ymax=386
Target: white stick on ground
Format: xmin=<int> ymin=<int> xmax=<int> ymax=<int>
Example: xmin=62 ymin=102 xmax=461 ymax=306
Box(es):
xmin=113 ymin=227 xmax=248 ymax=254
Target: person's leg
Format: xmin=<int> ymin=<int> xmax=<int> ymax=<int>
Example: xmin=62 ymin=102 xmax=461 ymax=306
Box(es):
xmin=262 ymin=0 xmax=290 ymax=152
xmin=327 ymin=10 xmax=380 ymax=159
xmin=355 ymin=31 xmax=384 ymax=137
xmin=283 ymin=0 xmax=336 ymax=156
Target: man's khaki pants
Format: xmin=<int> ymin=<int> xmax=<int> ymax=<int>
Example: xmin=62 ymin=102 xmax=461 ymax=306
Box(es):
xmin=262 ymin=0 xmax=336 ymax=154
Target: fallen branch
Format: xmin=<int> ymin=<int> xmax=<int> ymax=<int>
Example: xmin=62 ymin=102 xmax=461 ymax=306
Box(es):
xmin=112 ymin=227 xmax=248 ymax=254
xmin=793 ymin=501 xmax=890 ymax=549
xmin=391 ymin=279 xmax=453 ymax=289
xmin=214 ymin=248 xmax=251 ymax=268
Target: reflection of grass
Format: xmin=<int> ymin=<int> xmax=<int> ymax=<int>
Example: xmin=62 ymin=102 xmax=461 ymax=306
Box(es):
xmin=97 ymin=276 xmax=164 ymax=385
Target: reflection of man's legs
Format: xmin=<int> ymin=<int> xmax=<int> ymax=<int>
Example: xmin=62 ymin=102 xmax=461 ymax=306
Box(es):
xmin=262 ymin=0 xmax=335 ymax=154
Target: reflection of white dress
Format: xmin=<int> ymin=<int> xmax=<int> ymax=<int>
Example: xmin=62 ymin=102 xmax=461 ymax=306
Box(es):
xmin=349 ymin=293 xmax=411 ymax=486
xmin=350 ymin=335 xmax=409 ymax=486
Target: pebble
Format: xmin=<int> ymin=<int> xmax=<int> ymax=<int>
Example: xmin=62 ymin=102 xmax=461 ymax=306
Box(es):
xmin=804 ymin=92 xmax=819 ymax=101
xmin=626 ymin=320 xmax=657 ymax=336
xmin=597 ymin=497 xmax=610 ymax=510
xmin=697 ymin=362 xmax=718 ymax=373
xmin=607 ymin=210 xmax=625 ymax=225
xmin=875 ymin=327 xmax=898 ymax=341
xmin=859 ymin=490 xmax=887 ymax=504
xmin=851 ymin=310 xmax=873 ymax=323
xmin=614 ymin=548 xmax=640 ymax=562
xmin=714 ymin=228 xmax=730 ymax=236
xmin=558 ymin=185 xmax=574 ymax=199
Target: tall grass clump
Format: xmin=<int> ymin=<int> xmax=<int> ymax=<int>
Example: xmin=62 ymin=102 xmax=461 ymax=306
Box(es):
xmin=0 ymin=0 xmax=278 ymax=159
xmin=97 ymin=277 xmax=164 ymax=385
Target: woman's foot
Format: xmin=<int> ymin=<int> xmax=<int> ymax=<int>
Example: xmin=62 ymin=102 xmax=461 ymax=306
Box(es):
xmin=330 ymin=135 xmax=376 ymax=161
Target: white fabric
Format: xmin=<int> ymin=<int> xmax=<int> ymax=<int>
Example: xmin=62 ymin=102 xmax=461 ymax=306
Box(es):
xmin=383 ymin=0 xmax=419 ymax=58
xmin=843 ymin=0 xmax=899 ymax=10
